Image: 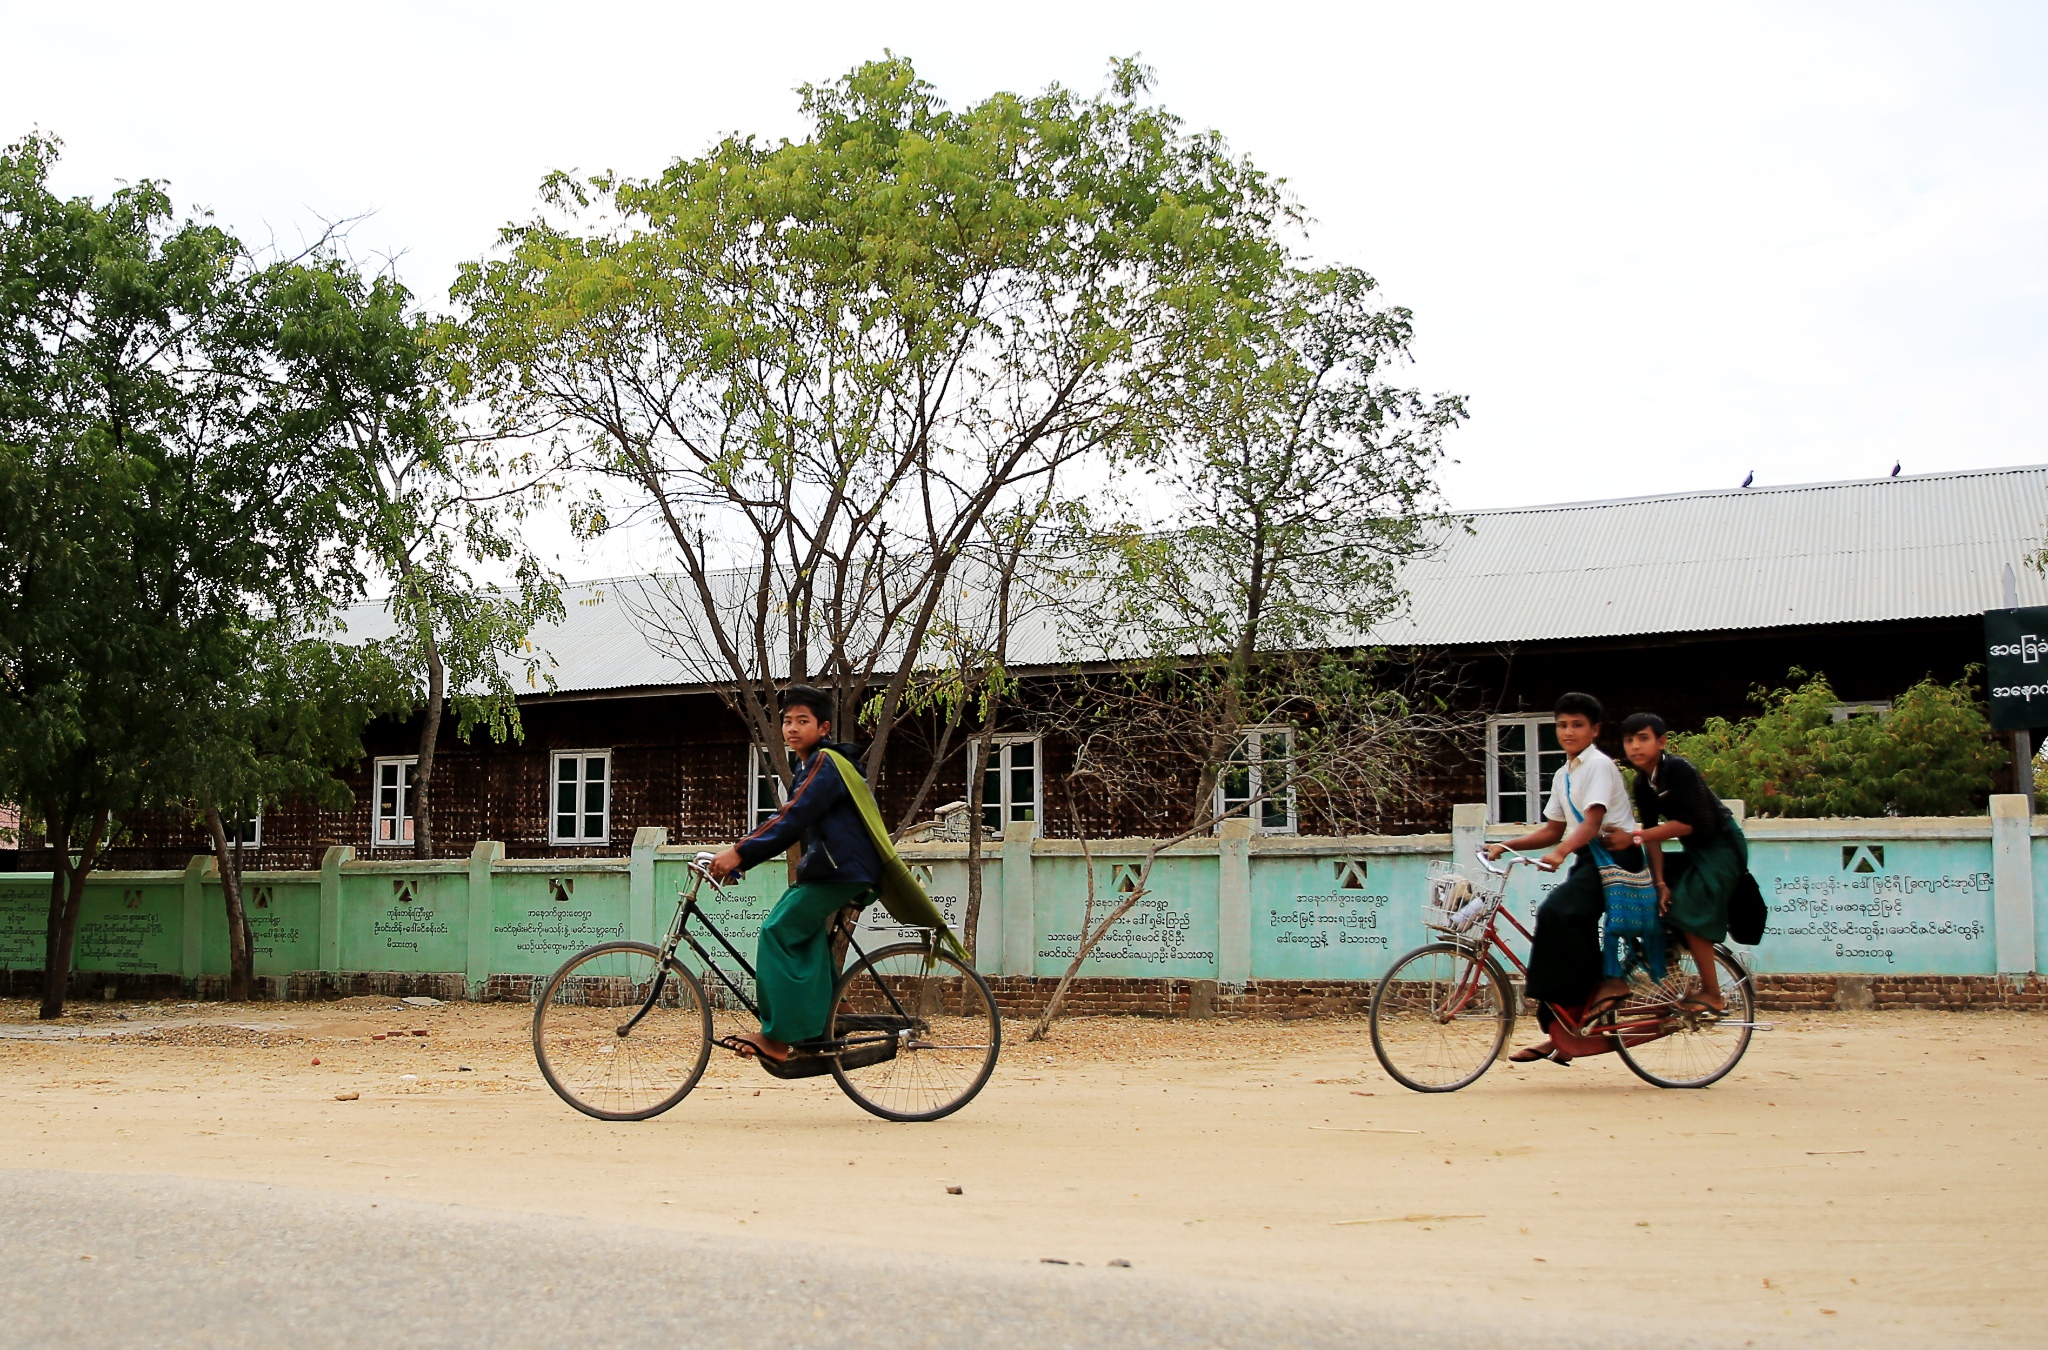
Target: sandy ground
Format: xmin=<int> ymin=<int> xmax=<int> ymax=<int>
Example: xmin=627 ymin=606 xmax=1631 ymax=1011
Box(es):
xmin=1 ymin=998 xmax=2042 ymax=1347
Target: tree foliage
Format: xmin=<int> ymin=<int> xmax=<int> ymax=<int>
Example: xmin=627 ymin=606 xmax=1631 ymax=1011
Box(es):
xmin=265 ymin=257 xmax=563 ymax=858
xmin=1670 ymin=670 xmax=2006 ymax=817
xmin=0 ymin=133 xmax=354 ymax=1013
xmin=453 ymin=54 xmax=1286 ymax=787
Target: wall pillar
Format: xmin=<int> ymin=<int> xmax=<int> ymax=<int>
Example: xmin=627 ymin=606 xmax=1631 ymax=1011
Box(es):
xmin=465 ymin=840 xmax=503 ymax=996
xmin=1000 ymin=821 xmax=1036 ymax=977
xmin=180 ymin=855 xmax=210 ymax=982
xmin=1991 ymin=795 xmax=2035 ymax=974
xmin=1451 ymin=803 xmax=1487 ymax=877
xmin=318 ymin=846 xmax=352 ymax=972
xmin=630 ymin=826 xmax=667 ymax=946
xmin=1217 ymin=818 xmax=1253 ymax=985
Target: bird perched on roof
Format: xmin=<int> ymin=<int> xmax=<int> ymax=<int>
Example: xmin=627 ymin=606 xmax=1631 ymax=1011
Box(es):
xmin=1740 ymin=470 xmax=1754 ymax=489
xmin=1890 ymin=461 xmax=1901 ymax=477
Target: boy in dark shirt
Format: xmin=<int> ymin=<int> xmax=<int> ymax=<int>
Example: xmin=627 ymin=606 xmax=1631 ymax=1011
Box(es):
xmin=1620 ymin=712 xmax=1749 ymax=1013
xmin=708 ymin=685 xmax=880 ymax=1062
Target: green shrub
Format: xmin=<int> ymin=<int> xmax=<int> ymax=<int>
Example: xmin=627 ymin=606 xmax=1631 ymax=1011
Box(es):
xmin=1669 ymin=670 xmax=2006 ymax=817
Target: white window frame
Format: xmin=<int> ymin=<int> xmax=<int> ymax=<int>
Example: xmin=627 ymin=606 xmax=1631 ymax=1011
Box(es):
xmin=968 ymin=735 xmax=1043 ymax=838
xmin=550 ymin=749 xmax=612 ymax=846
xmin=1216 ymin=726 xmax=1297 ymax=835
xmin=225 ymin=809 xmax=261 ymax=850
xmin=371 ymin=756 xmax=417 ymax=848
xmin=1486 ymin=715 xmax=1567 ymax=826
xmin=749 ymin=745 xmax=799 ymax=832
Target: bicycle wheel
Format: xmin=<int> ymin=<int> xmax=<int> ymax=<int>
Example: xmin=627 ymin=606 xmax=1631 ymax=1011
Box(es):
xmin=1614 ymin=943 xmax=1755 ymax=1089
xmin=1370 ymin=942 xmax=1515 ymax=1093
xmin=532 ymin=941 xmax=713 ymax=1121
xmin=828 ymin=942 xmax=1000 ymax=1122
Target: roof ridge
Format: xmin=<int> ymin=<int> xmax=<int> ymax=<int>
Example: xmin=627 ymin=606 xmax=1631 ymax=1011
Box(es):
xmin=1455 ymin=462 xmax=2048 ymax=517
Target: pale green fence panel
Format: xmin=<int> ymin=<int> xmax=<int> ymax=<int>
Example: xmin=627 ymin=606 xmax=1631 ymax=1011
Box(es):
xmin=336 ymin=865 xmax=469 ymax=973
xmin=1032 ymin=850 xmax=1221 ymax=978
xmin=1747 ymin=834 xmax=1996 ymax=975
xmin=488 ymin=863 xmax=630 ymax=974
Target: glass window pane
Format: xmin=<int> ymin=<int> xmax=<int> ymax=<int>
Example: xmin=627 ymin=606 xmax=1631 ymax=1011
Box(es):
xmin=586 ymin=756 xmax=606 ymax=784
xmin=1496 ymin=722 xmax=1526 ymax=757
xmin=1261 ymin=793 xmax=1290 ymax=830
xmin=585 ymin=813 xmax=604 ymax=838
xmin=1009 ymin=740 xmax=1035 ymax=768
xmin=558 ymin=813 xmax=576 ymax=839
xmin=558 ymin=757 xmax=577 ymax=783
xmin=586 ymin=776 xmax=604 ymax=815
xmin=557 ymin=779 xmax=578 ymax=816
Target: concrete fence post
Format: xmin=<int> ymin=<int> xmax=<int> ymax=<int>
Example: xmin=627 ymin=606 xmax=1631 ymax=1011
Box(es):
xmin=1990 ymin=795 xmax=2035 ymax=975
xmin=1001 ymin=820 xmax=1036 ymax=978
xmin=318 ymin=846 xmax=352 ymax=972
xmin=1217 ymin=818 xmax=1254 ymax=985
xmin=630 ymin=826 xmax=667 ymax=945
xmin=466 ymin=841 xmax=503 ymax=996
xmin=1451 ymin=804 xmax=1487 ymax=877
xmin=180 ymin=855 xmax=210 ymax=982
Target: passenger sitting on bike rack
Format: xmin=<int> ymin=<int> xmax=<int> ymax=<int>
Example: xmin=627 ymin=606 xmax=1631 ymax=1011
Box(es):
xmin=1484 ymin=692 xmax=1644 ymax=1065
xmin=1622 ymin=712 xmax=1748 ymax=1016
xmin=707 ymin=686 xmax=880 ymax=1064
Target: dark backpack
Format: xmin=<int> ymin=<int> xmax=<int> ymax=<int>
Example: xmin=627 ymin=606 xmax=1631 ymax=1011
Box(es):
xmin=1728 ymin=870 xmax=1768 ymax=946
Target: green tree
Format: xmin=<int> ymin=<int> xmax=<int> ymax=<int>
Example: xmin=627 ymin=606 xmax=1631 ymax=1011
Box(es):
xmin=452 ymin=54 xmax=1284 ymax=800
xmin=181 ymin=630 xmax=411 ymax=1000
xmin=1671 ymin=671 xmax=2006 ymax=817
xmin=265 ymin=258 xmax=563 ymax=859
xmin=0 ymin=135 xmax=352 ymax=1015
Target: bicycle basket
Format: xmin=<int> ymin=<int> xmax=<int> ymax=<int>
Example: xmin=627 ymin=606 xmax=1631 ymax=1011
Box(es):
xmin=1422 ymin=865 xmax=1496 ymax=935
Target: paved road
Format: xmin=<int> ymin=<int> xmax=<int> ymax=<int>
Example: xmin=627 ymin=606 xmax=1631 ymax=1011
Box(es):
xmin=0 ymin=1169 xmax=1807 ymax=1349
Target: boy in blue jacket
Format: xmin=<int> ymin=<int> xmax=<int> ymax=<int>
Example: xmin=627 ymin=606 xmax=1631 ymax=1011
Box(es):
xmin=708 ymin=685 xmax=879 ymax=1063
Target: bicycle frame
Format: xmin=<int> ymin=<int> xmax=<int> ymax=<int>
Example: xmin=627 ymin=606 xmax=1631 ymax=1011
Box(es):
xmin=1451 ymin=848 xmax=1719 ymax=1046
xmin=618 ymin=853 xmax=925 ymax=1054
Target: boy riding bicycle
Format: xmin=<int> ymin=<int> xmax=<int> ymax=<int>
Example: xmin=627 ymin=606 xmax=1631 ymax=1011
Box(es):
xmin=707 ymin=686 xmax=881 ymax=1064
xmin=1484 ymin=692 xmax=1646 ymax=1065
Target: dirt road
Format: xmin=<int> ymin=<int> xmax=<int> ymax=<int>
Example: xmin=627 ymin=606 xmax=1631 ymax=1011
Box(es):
xmin=1 ymin=999 xmax=2040 ymax=1346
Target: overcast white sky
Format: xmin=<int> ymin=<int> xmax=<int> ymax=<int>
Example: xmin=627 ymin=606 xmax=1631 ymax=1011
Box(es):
xmin=7 ymin=1 xmax=2045 ymax=577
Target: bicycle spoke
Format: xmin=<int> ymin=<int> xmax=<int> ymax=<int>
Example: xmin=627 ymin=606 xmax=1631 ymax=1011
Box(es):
xmin=1371 ymin=943 xmax=1513 ymax=1092
xmin=533 ymin=943 xmax=712 ymax=1120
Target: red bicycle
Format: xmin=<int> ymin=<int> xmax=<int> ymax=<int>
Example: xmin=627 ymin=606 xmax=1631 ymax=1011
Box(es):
xmin=1368 ymin=848 xmax=1759 ymax=1092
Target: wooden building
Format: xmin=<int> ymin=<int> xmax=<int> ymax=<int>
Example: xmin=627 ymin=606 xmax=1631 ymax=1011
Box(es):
xmin=40 ymin=464 xmax=2045 ymax=870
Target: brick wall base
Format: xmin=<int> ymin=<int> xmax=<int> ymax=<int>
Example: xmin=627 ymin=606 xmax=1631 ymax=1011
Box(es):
xmin=6 ymin=967 xmax=2046 ymax=1014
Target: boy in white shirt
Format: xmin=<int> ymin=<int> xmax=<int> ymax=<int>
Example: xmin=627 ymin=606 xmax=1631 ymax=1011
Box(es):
xmin=1484 ymin=692 xmax=1642 ymax=1064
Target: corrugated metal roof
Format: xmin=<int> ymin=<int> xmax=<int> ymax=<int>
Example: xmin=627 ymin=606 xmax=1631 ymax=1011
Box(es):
xmin=1370 ymin=464 xmax=2048 ymax=646
xmin=336 ymin=464 xmax=2048 ymax=696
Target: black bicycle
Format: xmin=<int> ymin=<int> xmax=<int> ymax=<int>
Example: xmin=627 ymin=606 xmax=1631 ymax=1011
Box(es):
xmin=532 ymin=852 xmax=1000 ymax=1123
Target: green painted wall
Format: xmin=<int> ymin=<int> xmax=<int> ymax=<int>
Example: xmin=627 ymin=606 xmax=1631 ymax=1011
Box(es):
xmin=0 ymin=810 xmax=2037 ymax=993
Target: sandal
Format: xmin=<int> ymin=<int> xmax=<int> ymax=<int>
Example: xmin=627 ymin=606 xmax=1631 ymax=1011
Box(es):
xmin=1509 ymin=1046 xmax=1573 ymax=1065
xmin=1578 ymin=992 xmax=1628 ymax=1024
xmin=726 ymin=1031 xmax=793 ymax=1064
xmin=1676 ymin=994 xmax=1727 ymax=1016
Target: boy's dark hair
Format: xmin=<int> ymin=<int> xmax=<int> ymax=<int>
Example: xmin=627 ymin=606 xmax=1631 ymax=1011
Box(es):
xmin=780 ymin=684 xmax=834 ymax=727
xmin=1553 ymin=691 xmax=1603 ymax=724
xmin=1620 ymin=712 xmax=1668 ymax=738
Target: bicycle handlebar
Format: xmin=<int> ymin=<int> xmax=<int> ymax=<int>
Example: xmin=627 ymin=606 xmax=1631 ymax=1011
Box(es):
xmin=1475 ymin=845 xmax=1554 ymax=876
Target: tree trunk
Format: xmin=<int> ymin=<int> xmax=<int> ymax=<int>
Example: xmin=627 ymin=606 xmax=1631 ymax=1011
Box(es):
xmin=204 ymin=804 xmax=254 ymax=1002
xmin=413 ymin=637 xmax=445 ymax=860
xmin=962 ymin=696 xmax=1000 ymax=960
xmin=37 ymin=807 xmax=107 ymax=1020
